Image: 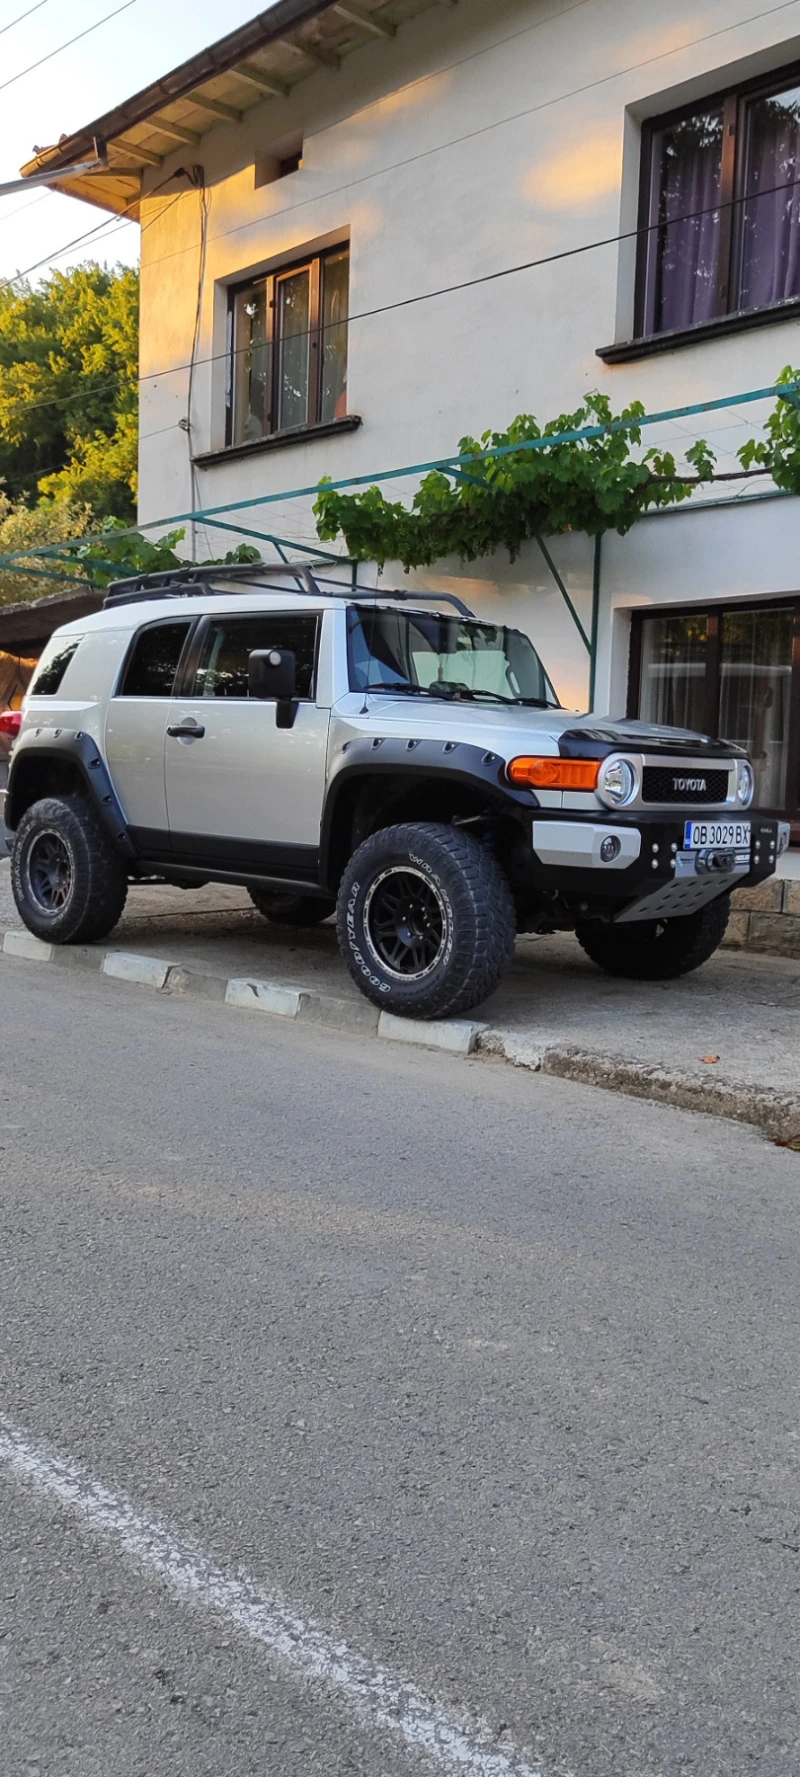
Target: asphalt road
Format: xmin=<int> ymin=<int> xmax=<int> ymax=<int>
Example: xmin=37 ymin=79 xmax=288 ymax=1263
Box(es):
xmin=1 ymin=960 xmax=799 ymax=1777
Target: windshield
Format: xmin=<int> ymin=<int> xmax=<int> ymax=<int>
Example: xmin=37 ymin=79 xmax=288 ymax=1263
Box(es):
xmin=347 ymin=607 xmax=560 ymax=708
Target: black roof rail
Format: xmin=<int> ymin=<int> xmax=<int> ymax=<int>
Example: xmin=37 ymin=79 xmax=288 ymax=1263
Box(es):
xmin=102 ymin=562 xmax=475 ymax=617
xmin=102 ymin=561 xmax=319 ymax=608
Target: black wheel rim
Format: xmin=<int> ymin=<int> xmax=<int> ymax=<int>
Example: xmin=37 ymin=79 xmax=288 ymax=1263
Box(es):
xmin=364 ymin=866 xmax=448 ymax=981
xmin=27 ymin=830 xmax=73 ymax=912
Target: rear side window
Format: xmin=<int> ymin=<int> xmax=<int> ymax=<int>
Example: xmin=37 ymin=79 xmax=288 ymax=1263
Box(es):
xmin=118 ymin=622 xmax=191 ymax=697
xmin=28 ymin=637 xmax=81 ymax=696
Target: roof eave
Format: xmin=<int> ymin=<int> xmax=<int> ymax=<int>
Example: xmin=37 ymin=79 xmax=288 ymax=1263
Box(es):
xmin=19 ymin=0 xmax=339 ymax=208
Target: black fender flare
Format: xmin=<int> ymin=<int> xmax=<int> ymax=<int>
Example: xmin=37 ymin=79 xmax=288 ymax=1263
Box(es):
xmin=5 ymin=726 xmax=137 ymax=859
xmin=319 ymin=735 xmax=537 ymax=888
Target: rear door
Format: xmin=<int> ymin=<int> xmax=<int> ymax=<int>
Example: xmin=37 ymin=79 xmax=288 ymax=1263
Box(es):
xmin=163 ymin=610 xmax=329 ymax=873
xmin=105 ymin=618 xmax=193 ymax=838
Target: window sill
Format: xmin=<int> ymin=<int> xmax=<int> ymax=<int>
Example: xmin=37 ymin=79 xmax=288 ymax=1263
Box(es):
xmin=596 ymin=299 xmax=800 ymax=364
xmin=192 ymin=413 xmax=362 ymax=468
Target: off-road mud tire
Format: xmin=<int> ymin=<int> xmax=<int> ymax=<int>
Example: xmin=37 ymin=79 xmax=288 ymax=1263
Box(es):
xmin=337 ymin=821 xmax=516 ymax=1020
xmin=11 ymin=794 xmax=128 ymax=944
xmin=575 ymin=893 xmax=731 ymax=981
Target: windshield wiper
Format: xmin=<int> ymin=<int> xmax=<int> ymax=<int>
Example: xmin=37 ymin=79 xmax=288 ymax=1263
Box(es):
xmin=362 ymin=682 xmax=430 ymax=696
xmin=362 ymin=683 xmax=554 ymax=708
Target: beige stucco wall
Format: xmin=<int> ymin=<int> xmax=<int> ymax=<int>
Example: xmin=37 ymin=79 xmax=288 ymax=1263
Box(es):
xmin=137 ymin=0 xmax=800 ymax=714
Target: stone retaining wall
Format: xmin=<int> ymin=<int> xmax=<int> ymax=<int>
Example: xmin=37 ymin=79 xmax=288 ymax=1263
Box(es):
xmin=725 ymin=877 xmax=800 ymax=958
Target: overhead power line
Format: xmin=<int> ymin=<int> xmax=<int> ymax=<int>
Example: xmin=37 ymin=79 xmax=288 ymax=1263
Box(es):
xmin=142 ymin=0 xmax=800 ymax=272
xmin=0 ymin=0 xmax=51 ymax=37
xmin=2 ymin=0 xmax=792 ymax=287
xmin=4 ymin=158 xmax=800 ymax=434
xmin=0 ymin=0 xmax=137 ymax=95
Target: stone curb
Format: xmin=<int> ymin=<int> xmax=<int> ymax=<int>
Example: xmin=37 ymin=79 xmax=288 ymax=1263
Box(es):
xmin=3 ymin=929 xmax=799 ymax=1141
xmin=478 ymin=1032 xmax=800 ymax=1143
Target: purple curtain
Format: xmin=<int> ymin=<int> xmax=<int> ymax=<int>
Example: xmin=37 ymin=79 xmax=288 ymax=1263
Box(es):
xmin=654 ymin=109 xmax=723 ymax=333
xmin=739 ymin=88 xmax=800 ymax=310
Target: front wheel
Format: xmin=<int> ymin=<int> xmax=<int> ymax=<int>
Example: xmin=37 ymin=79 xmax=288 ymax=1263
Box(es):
xmin=576 ymin=893 xmax=730 ymax=981
xmin=337 ymin=822 xmax=516 ymax=1020
xmin=11 ymin=794 xmax=128 ymax=944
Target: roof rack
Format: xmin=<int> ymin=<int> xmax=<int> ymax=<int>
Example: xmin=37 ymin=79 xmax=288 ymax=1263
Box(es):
xmin=103 ymin=563 xmax=475 ymax=617
xmin=102 ymin=561 xmax=318 ymax=608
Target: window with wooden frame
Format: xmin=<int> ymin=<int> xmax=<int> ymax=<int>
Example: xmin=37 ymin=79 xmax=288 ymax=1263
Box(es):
xmin=227 ymin=245 xmax=349 ymax=447
xmin=636 ymin=66 xmax=800 ymax=340
xmin=627 ymin=598 xmax=800 ymax=833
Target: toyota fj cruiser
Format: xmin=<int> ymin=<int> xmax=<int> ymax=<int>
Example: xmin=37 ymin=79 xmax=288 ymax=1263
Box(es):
xmin=1 ymin=565 xmax=790 ymax=1019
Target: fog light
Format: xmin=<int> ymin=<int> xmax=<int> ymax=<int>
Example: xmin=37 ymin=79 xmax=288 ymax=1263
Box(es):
xmin=600 ymin=835 xmax=622 ymax=862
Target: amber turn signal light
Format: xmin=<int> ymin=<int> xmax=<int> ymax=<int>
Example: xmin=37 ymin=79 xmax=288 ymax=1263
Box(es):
xmin=507 ymin=755 xmax=600 ymax=791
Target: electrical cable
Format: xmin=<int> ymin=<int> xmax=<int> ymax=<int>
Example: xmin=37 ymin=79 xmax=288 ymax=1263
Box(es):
xmin=185 ymin=177 xmax=210 ymax=561
xmin=0 ymin=190 xmax=49 ymax=227
xmin=3 ymin=0 xmax=794 ymax=290
xmin=0 ymin=0 xmax=51 ymax=38
xmin=142 ymin=0 xmax=800 ymax=270
xmin=2 ymin=2 xmax=800 ymax=428
xmin=4 ymin=155 xmax=800 ymax=434
xmin=0 ymin=184 xmax=183 ymax=290
xmin=131 ymin=166 xmax=800 ymax=396
xmin=0 ymin=0 xmax=137 ymax=96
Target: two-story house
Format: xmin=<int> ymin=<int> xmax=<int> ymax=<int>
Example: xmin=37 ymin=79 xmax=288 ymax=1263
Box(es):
xmin=22 ymin=0 xmax=800 ymax=847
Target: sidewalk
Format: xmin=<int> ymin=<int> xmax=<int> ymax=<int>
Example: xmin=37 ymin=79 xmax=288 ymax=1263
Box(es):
xmin=2 ymin=859 xmax=798 ymax=1138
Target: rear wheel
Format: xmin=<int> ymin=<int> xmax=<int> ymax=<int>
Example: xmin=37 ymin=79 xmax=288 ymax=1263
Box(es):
xmin=337 ymin=821 xmax=516 ymax=1019
xmin=576 ymin=894 xmax=730 ymax=981
xmin=248 ymin=888 xmax=334 ymax=927
xmin=11 ymin=794 xmax=128 ymax=944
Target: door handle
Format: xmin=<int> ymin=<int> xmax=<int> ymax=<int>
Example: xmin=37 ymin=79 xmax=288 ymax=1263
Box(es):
xmin=167 ymin=722 xmax=205 ymax=739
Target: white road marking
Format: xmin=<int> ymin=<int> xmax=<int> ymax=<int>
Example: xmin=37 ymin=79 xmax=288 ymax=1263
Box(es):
xmin=0 ymin=1413 xmax=542 ymax=1777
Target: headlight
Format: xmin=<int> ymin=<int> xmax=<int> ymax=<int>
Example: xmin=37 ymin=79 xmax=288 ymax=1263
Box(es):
xmin=598 ymin=757 xmax=637 ymax=806
xmin=737 ymin=760 xmax=755 ymax=807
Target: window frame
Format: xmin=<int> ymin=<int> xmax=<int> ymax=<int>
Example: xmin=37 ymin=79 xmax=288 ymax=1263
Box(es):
xmin=627 ymin=594 xmax=800 ymax=834
xmin=636 ymin=61 xmax=800 ymax=341
xmin=226 ymin=244 xmax=350 ymax=448
xmin=182 ymin=610 xmax=322 ymax=703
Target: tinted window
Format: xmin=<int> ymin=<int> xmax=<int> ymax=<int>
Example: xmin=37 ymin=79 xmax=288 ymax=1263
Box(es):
xmin=119 ymin=622 xmax=191 ymax=697
xmin=29 ymin=638 xmax=81 ymax=696
xmin=192 ymin=615 xmax=318 ymax=699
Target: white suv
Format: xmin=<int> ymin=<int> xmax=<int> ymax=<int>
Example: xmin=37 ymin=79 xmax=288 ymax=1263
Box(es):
xmin=1 ymin=565 xmax=788 ymax=1019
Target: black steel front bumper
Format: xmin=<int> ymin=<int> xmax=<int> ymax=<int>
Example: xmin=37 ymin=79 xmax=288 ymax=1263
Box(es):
xmin=515 ymin=813 xmax=789 ymax=922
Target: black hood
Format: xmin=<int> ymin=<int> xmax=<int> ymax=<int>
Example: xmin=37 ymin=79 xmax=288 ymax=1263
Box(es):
xmin=558 ymin=720 xmax=746 ymax=761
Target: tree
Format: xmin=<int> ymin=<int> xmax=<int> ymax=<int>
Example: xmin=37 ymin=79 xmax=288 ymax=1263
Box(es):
xmin=0 ymin=493 xmax=92 ymax=606
xmin=0 ymin=263 xmax=138 ymax=520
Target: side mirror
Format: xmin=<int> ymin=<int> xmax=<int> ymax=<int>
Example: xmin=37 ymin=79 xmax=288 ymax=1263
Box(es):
xmin=249 ymin=648 xmax=298 ymax=729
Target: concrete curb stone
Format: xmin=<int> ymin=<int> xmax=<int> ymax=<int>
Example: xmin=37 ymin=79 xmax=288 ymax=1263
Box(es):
xmin=378 ymin=1011 xmax=486 ymax=1055
xmin=3 ymin=929 xmax=54 ymax=963
xmin=2 ymin=928 xmax=799 ymax=1141
xmin=224 ymin=978 xmax=304 ymax=1017
xmin=102 ymin=951 xmax=171 ymax=990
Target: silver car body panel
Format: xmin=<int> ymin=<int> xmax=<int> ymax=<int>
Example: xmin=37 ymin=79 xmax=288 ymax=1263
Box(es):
xmin=165 ymin=694 xmax=330 ymax=846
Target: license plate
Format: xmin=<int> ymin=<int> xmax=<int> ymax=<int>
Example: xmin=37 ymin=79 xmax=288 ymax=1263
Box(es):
xmin=684 ymin=819 xmax=751 ymax=850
